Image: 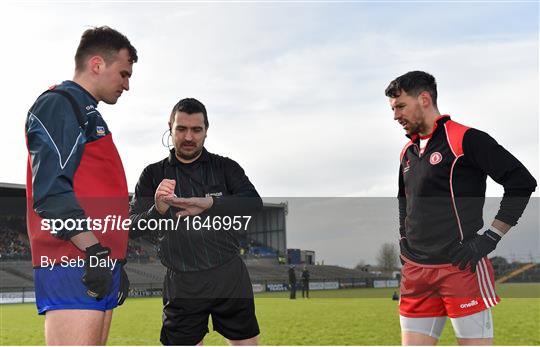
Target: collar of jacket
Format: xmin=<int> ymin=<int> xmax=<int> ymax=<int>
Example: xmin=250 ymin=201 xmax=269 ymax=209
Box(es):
xmin=406 ymin=114 xmax=451 ymax=142
xmin=63 ymin=80 xmax=98 ymax=106
xmin=168 ymin=147 xmax=210 ymax=166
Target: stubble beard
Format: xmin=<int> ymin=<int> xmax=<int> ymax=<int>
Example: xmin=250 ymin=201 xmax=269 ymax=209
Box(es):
xmin=408 ymin=107 xmax=427 ymax=136
xmin=176 ymin=146 xmax=203 ymax=161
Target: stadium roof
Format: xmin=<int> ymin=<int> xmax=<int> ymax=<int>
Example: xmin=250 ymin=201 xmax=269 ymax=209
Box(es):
xmin=0 ymin=182 xmax=26 ymax=216
xmin=0 ymin=182 xmax=25 ymax=190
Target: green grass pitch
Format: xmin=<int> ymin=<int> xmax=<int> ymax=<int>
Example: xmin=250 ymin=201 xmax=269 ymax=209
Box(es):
xmin=1 ymin=284 xmax=539 ymax=345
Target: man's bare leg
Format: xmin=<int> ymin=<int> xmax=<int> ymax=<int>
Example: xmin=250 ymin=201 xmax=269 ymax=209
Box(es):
xmin=45 ymin=309 xmax=105 ymax=345
xmin=100 ymin=310 xmax=114 ymax=345
xmin=403 ymin=332 xmax=493 ymax=345
xmin=457 ymin=337 xmax=492 ymax=345
xmin=402 ymin=331 xmax=438 ymax=345
xmin=228 ymin=335 xmax=259 ymax=346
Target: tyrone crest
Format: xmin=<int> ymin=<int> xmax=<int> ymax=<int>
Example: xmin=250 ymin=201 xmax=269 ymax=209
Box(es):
xmin=429 ymin=152 xmax=442 ymax=165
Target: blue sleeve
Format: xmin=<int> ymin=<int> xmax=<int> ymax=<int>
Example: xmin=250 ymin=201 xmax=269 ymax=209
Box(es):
xmin=26 ymin=92 xmax=88 ymax=240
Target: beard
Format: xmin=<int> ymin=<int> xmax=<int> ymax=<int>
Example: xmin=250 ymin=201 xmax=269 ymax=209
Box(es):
xmin=405 ymin=106 xmax=426 ymax=136
xmin=406 ymin=122 xmax=422 ymax=136
xmin=175 ymin=142 xmax=203 ymax=161
xmin=177 ymin=149 xmax=202 ymax=161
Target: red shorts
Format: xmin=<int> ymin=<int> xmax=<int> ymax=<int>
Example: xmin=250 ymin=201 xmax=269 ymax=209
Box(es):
xmin=399 ymin=256 xmax=499 ymax=318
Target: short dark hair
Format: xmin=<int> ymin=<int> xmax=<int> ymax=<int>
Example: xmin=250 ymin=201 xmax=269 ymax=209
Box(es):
xmin=75 ymin=26 xmax=138 ymax=71
xmin=385 ymin=71 xmax=438 ymax=107
xmin=169 ymin=98 xmax=209 ymax=129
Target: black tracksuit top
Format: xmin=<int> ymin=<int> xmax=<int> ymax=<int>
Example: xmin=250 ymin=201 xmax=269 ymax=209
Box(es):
xmin=398 ymin=116 xmax=536 ymax=264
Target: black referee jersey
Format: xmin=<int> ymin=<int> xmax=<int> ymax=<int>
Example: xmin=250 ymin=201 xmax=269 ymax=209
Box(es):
xmin=129 ymin=148 xmax=262 ymax=272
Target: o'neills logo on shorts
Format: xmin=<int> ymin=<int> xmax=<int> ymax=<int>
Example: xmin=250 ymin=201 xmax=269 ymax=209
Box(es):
xmin=429 ymin=152 xmax=442 ymax=165
xmin=460 ymin=300 xmax=479 ymax=309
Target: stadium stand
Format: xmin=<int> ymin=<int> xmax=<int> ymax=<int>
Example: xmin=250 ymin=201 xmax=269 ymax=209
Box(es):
xmin=496 ymin=263 xmax=538 ymax=283
xmin=0 ymin=217 xmax=30 ymax=261
xmin=127 ymin=240 xmax=150 ymax=262
xmin=124 ymin=264 xmax=164 ymax=286
xmin=1 ymin=262 xmax=33 ymax=281
xmin=246 ymin=263 xmax=377 ymax=282
xmin=492 ymin=256 xmax=540 ymax=283
xmin=136 ymin=237 xmax=159 ymax=259
xmin=0 ymin=268 xmax=34 ymax=288
xmin=501 ymin=263 xmax=540 ymax=283
xmin=1 ymin=259 xmax=378 ymax=287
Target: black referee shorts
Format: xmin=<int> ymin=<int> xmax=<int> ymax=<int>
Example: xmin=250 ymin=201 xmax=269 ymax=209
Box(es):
xmin=160 ymin=256 xmax=260 ymax=345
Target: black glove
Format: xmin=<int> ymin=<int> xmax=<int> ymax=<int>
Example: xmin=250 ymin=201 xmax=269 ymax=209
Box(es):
xmin=82 ymin=243 xmax=113 ymax=300
xmin=449 ymin=229 xmax=501 ymax=273
xmin=117 ymin=263 xmax=130 ymax=306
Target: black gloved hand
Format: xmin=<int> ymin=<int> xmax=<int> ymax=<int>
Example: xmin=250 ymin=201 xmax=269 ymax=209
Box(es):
xmin=449 ymin=229 xmax=501 ymax=273
xmin=117 ymin=263 xmax=130 ymax=306
xmin=82 ymin=243 xmax=113 ymax=300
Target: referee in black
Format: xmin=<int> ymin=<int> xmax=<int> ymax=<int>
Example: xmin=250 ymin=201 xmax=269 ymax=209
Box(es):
xmin=129 ymin=98 xmax=262 ymax=345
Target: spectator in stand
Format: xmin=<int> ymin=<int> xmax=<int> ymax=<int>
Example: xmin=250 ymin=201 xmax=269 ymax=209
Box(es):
xmin=0 ymin=228 xmax=31 ymax=260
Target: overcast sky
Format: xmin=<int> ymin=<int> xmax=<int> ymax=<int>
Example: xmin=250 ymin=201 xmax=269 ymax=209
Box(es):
xmin=0 ymin=2 xmax=538 ymax=266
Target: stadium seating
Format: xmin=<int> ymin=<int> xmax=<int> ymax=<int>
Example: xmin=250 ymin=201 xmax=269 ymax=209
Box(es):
xmin=0 ymin=259 xmax=377 ymax=288
xmin=0 ymin=217 xmax=30 ymax=261
xmin=246 ymin=263 xmax=376 ymax=282
xmin=0 ymin=268 xmax=34 ymax=288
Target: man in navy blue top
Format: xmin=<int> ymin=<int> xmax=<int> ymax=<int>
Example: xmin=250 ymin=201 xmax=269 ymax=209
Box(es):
xmin=26 ymin=26 xmax=137 ymax=345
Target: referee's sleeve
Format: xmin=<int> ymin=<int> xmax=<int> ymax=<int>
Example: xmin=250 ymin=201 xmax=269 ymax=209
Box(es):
xmin=129 ymin=165 xmax=169 ymax=238
xmin=208 ymin=158 xmax=263 ymax=216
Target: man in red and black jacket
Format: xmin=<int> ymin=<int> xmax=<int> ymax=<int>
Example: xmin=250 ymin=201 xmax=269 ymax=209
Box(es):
xmin=385 ymin=71 xmax=536 ymax=345
xmin=26 ymin=26 xmax=137 ymax=345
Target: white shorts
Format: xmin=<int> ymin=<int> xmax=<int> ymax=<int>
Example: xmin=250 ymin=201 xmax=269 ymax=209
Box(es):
xmin=400 ymin=308 xmax=493 ymax=339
